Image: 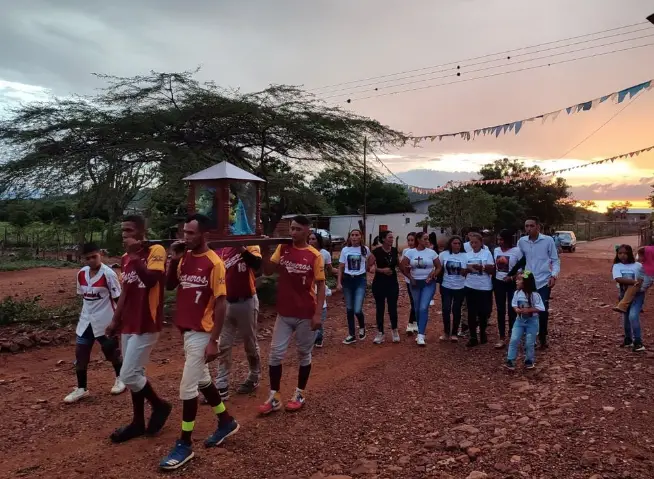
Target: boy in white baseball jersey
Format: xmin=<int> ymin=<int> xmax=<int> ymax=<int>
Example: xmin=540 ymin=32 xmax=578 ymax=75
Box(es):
xmin=64 ymin=243 xmax=125 ymax=404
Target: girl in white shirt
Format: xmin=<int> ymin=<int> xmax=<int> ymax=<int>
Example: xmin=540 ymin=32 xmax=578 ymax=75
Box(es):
xmin=436 ymin=236 xmax=468 ymax=342
xmin=464 ymin=233 xmax=495 ymax=348
xmin=337 ymin=229 xmax=370 ymax=345
xmin=493 ymin=229 xmax=523 ymax=349
xmin=612 ymin=244 xmax=646 ymax=351
xmin=400 ymin=232 xmax=439 ymax=346
xmin=506 ymin=271 xmax=545 ymax=370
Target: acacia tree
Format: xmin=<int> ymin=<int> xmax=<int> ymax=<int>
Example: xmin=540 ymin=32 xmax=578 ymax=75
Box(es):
xmin=0 ymin=70 xmax=405 ymax=235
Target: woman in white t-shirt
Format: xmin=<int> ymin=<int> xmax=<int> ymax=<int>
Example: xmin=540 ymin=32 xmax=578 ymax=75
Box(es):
xmin=400 ymin=232 xmax=439 ymax=346
xmin=613 ymin=244 xmax=646 ymax=351
xmin=402 ymin=232 xmax=418 ymax=335
xmin=436 ymin=235 xmax=468 ymax=342
xmin=337 ymin=229 xmax=371 ymax=345
xmin=493 ymin=229 xmax=523 ymax=349
xmin=464 ymin=232 xmax=495 ymax=348
xmin=309 ymin=232 xmax=333 ymax=348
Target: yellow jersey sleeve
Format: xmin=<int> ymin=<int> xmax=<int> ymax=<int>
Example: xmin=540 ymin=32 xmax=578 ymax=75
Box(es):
xmin=210 ymin=259 xmax=227 ymax=298
xmin=313 ymin=251 xmax=325 ymax=281
xmin=270 ymin=245 xmax=282 ymax=264
xmin=247 ymin=245 xmax=262 ymax=258
xmin=147 ymin=245 xmax=166 ymax=272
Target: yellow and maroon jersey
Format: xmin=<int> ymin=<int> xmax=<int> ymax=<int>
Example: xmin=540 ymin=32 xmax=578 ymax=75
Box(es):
xmin=271 ymin=244 xmax=325 ymax=320
xmin=120 ymin=245 xmax=166 ymax=334
xmin=174 ymin=250 xmax=226 ymax=332
xmin=216 ymin=246 xmax=261 ymax=299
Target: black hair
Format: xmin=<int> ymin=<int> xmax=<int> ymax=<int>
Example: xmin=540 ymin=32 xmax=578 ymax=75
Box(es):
xmin=407 ymin=231 xmax=416 ymax=239
xmin=122 ymin=214 xmax=146 ymax=230
xmin=309 ymin=231 xmax=324 ymax=250
xmin=292 ymin=215 xmax=311 ymax=227
xmin=521 ymin=273 xmax=537 ymax=308
xmin=372 ymin=236 xmax=380 ymax=246
xmin=498 ymin=229 xmax=515 ymax=248
xmin=185 ymin=213 xmax=211 ymax=232
xmin=525 ymin=216 xmax=541 ymax=225
xmin=428 ymin=232 xmax=438 ymax=251
xmin=82 ymin=242 xmax=100 ymax=255
xmin=460 ymin=227 xmax=470 ymax=237
xmin=379 ymin=230 xmax=392 ymax=242
xmin=446 ymin=235 xmax=464 ymax=254
xmin=614 ymin=244 xmax=635 ymax=264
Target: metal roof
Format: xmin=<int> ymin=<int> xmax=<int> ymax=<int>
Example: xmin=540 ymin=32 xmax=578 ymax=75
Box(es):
xmin=626 ymin=208 xmax=653 ymax=214
xmin=183 ymin=161 xmax=265 ymax=182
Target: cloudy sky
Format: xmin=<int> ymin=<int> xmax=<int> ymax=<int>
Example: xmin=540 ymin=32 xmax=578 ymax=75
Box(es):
xmin=1 ymin=0 xmax=653 ymax=211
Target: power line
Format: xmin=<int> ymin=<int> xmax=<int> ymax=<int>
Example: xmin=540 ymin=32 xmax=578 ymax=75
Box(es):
xmin=310 ymin=22 xmax=649 ymax=92
xmin=343 ymin=41 xmax=654 ymax=102
xmin=319 ymin=27 xmax=652 ymax=97
xmin=368 ymin=148 xmax=409 ymax=186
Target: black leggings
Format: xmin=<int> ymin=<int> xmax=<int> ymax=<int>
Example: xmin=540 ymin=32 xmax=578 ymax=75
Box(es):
xmin=372 ymin=276 xmax=399 ymax=333
xmin=75 ymin=325 xmax=122 ymax=388
xmin=440 ymin=286 xmax=465 ymax=336
xmin=464 ymin=287 xmax=493 ymax=340
xmin=493 ymin=278 xmax=517 ymax=339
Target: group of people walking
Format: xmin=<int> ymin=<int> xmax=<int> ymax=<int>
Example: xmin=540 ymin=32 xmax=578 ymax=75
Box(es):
xmin=62 ymin=211 xmax=648 ymax=472
xmin=334 ymin=217 xmax=559 ymax=365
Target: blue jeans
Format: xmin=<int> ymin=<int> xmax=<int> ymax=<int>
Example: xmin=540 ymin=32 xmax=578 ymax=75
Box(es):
xmin=343 ymin=274 xmax=367 ymax=336
xmin=410 ymin=280 xmax=437 ymax=335
xmin=507 ymin=316 xmax=539 ymax=363
xmin=315 ymin=307 xmax=328 ymax=342
xmin=537 ymin=285 xmax=551 ymax=344
xmin=622 ymin=291 xmax=645 ymax=343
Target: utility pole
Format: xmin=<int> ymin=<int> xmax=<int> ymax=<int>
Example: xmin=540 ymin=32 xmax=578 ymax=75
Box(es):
xmin=362 ymin=136 xmax=368 ymax=244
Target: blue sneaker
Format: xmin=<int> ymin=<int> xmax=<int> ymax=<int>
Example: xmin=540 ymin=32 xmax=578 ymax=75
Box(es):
xmin=204 ymin=418 xmax=240 ymax=448
xmin=159 ymin=441 xmax=194 ymax=470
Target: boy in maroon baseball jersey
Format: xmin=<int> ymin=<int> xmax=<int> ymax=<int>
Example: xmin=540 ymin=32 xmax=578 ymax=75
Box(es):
xmin=259 ymin=215 xmax=326 ymax=414
xmin=160 ymin=214 xmax=239 ymax=470
xmin=213 ymin=245 xmax=262 ymax=399
xmin=105 ymin=215 xmax=172 ymax=444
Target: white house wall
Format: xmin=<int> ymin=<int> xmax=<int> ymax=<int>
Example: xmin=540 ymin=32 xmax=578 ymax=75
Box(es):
xmin=329 ymin=213 xmax=449 ymax=249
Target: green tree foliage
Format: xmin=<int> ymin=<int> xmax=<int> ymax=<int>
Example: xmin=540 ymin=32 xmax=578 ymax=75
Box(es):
xmin=423 ymin=187 xmax=497 ymax=234
xmin=606 ymin=201 xmax=632 ymax=220
xmin=0 ymin=70 xmax=405 ymax=235
xmin=477 ymin=158 xmax=572 ymax=228
xmin=310 ymin=167 xmax=414 ymax=215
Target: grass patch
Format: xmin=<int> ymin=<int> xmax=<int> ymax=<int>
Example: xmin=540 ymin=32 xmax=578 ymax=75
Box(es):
xmin=0 ymin=259 xmax=78 ymax=272
xmin=0 ymin=295 xmax=80 ymax=327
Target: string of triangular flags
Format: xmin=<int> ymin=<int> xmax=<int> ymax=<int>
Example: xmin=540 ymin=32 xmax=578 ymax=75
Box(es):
xmin=407 ymin=144 xmax=654 ymax=195
xmin=405 ymin=79 xmax=652 ymax=146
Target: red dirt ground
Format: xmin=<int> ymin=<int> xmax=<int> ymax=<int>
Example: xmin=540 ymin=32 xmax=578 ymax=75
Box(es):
xmin=1 ymin=236 xmax=653 ymax=479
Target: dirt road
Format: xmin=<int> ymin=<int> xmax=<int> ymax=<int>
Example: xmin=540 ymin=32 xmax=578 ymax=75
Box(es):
xmin=1 ymin=236 xmax=653 ymax=478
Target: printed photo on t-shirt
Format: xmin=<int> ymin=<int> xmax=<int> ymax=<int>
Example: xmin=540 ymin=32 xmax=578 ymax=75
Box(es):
xmin=517 ymin=299 xmax=531 ymax=319
xmin=414 ymin=255 xmax=429 ymax=269
xmin=620 ymin=270 xmax=636 ymax=280
xmin=468 ymin=258 xmax=483 ymax=276
xmin=495 ymin=255 xmax=510 ymax=273
xmin=347 ymin=254 xmax=362 ymax=272
xmin=445 ymin=260 xmax=463 ymax=276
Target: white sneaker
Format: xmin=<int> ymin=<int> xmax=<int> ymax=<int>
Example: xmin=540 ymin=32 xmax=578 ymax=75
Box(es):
xmin=358 ymin=328 xmax=366 ymax=340
xmin=64 ymin=388 xmax=89 ymax=404
xmin=373 ymin=332 xmax=385 ymax=344
xmin=429 ymin=300 xmax=435 ymax=306
xmin=406 ymin=323 xmax=416 ymax=335
xmin=439 ymin=335 xmax=450 ymax=341
xmin=416 ymin=334 xmax=426 ymax=346
xmin=110 ymin=378 xmax=126 ymax=395
xmin=391 ymin=329 xmax=400 ymax=343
